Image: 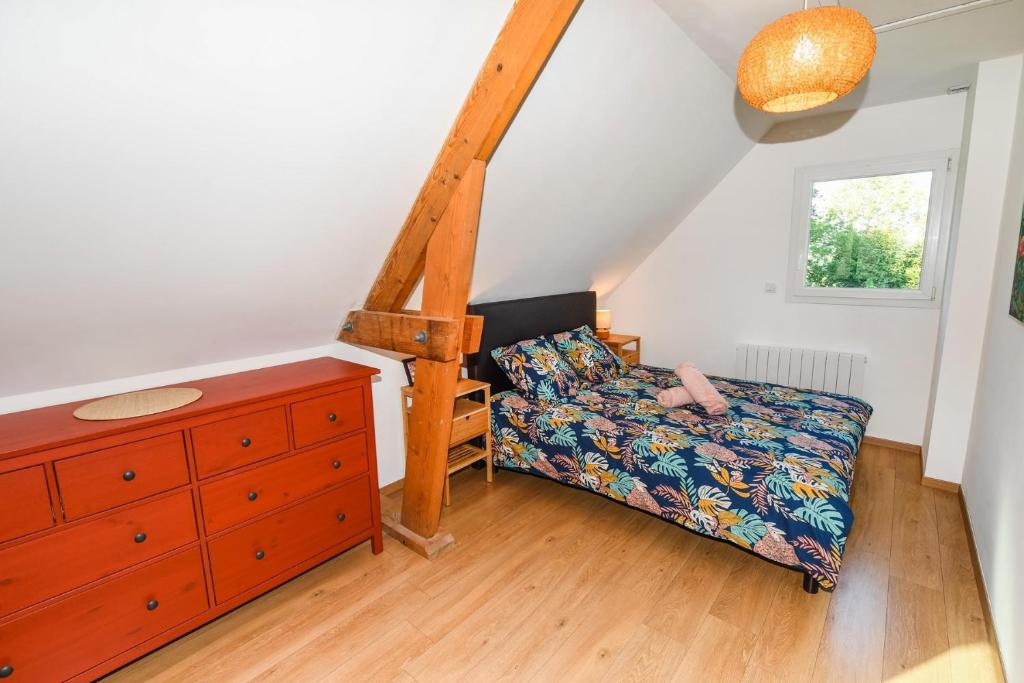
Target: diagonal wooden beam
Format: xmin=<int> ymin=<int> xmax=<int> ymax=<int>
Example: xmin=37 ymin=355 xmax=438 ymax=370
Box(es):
xmin=364 ymin=0 xmax=583 ymax=313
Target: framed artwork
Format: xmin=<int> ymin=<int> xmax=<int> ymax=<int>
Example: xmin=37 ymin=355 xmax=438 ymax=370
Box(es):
xmin=1011 ymin=202 xmax=1024 ymax=323
xmin=402 ymin=357 xmax=417 ymax=386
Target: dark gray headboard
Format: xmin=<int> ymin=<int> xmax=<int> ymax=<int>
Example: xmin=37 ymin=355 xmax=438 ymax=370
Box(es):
xmin=465 ymin=291 xmax=597 ymax=393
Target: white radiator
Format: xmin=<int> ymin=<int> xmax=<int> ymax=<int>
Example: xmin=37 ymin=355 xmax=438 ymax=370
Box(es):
xmin=734 ymin=344 xmax=867 ymax=397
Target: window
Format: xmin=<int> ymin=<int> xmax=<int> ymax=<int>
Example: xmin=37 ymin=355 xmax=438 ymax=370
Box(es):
xmin=788 ymin=152 xmax=957 ymax=306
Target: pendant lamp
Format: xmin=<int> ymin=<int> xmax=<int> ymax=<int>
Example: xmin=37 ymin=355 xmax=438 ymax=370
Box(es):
xmin=738 ymin=2 xmax=876 ymax=113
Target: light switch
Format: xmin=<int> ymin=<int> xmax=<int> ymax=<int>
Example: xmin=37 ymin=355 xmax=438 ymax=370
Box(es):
xmin=764 ymin=282 xmax=777 ymax=293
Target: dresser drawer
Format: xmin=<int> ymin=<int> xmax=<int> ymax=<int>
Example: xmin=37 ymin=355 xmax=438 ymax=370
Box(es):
xmin=55 ymin=432 xmax=189 ymax=520
xmin=0 ymin=547 xmax=207 ymax=683
xmin=0 ymin=466 xmax=53 ymax=543
xmin=208 ymin=477 xmax=371 ymax=603
xmin=291 ymin=387 xmax=365 ymax=449
xmin=200 ymin=434 xmax=369 ymax=535
xmin=450 ymin=399 xmax=488 ymax=446
xmin=0 ymin=490 xmax=197 ymax=618
xmin=192 ymin=407 xmax=289 ymax=478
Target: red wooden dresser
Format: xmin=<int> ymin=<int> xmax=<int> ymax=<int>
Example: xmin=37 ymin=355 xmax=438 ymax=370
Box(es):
xmin=0 ymin=357 xmax=383 ymax=682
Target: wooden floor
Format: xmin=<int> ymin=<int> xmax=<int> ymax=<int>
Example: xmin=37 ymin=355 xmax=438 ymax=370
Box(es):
xmin=107 ymin=443 xmax=1004 ymax=682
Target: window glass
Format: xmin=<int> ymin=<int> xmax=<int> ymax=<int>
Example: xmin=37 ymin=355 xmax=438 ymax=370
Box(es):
xmin=806 ymin=171 xmax=932 ymax=291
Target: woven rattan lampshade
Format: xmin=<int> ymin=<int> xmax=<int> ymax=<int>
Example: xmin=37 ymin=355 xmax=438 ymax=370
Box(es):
xmin=738 ymin=6 xmax=876 ymax=113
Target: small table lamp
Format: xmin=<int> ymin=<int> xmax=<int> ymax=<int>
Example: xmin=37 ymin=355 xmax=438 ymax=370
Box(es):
xmin=595 ymin=309 xmax=612 ymax=340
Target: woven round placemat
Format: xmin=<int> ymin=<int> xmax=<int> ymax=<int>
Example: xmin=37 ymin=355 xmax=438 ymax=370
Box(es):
xmin=73 ymin=387 xmax=203 ymax=421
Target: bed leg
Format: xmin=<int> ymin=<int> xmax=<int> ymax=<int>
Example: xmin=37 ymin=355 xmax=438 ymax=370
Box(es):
xmin=802 ymin=573 xmax=820 ymax=594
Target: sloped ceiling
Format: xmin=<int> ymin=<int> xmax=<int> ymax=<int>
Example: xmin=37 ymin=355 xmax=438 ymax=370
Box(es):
xmin=0 ymin=0 xmax=762 ymax=397
xmin=656 ymin=0 xmax=1024 ymax=112
xmin=472 ymin=0 xmax=766 ymax=302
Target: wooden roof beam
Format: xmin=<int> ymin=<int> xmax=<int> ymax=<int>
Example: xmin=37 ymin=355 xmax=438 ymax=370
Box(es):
xmin=363 ymin=0 xmax=583 ymax=313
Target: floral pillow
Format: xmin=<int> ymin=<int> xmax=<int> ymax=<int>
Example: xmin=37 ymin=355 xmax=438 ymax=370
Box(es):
xmin=548 ymin=325 xmax=627 ymax=385
xmin=491 ymin=337 xmax=587 ymax=401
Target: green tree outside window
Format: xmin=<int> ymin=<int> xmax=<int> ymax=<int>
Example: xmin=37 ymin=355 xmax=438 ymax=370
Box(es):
xmin=806 ymin=172 xmax=931 ymax=290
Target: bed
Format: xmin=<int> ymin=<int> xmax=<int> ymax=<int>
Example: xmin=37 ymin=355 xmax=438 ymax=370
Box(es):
xmin=466 ymin=292 xmax=872 ymax=592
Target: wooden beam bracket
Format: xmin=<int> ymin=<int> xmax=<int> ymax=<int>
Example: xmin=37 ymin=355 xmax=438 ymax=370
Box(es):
xmin=337 ymin=310 xmax=463 ymax=362
xmin=380 ymin=490 xmax=455 ymax=560
xmin=399 ymin=311 xmax=484 ymax=356
xmin=461 ymin=314 xmax=483 ymax=355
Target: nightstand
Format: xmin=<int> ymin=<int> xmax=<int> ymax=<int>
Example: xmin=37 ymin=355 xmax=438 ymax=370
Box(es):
xmin=604 ymin=333 xmax=641 ymax=365
xmin=401 ymin=378 xmax=492 ymax=506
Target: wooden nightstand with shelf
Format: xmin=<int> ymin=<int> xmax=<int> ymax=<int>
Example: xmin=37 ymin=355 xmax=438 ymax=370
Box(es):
xmin=401 ymin=378 xmax=492 ymax=506
xmin=604 ymin=333 xmax=641 ymax=364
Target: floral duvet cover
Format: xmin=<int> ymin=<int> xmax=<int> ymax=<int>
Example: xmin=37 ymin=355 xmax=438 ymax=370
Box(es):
xmin=490 ymin=364 xmax=872 ymax=590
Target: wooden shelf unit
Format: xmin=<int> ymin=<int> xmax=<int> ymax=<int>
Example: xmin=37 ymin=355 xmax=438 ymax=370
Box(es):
xmin=401 ymin=378 xmax=492 ymax=506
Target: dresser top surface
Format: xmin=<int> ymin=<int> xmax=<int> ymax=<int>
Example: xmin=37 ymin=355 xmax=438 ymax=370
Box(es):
xmin=0 ymin=357 xmax=379 ymax=461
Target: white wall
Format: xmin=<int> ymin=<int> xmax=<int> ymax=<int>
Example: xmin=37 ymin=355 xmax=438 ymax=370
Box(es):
xmin=607 ymin=95 xmax=968 ymax=444
xmin=924 ymin=56 xmax=1024 ymax=483
xmin=0 ymin=0 xmax=763 ymax=486
xmin=961 ymin=54 xmax=1024 ymax=682
xmin=0 ymin=0 xmax=761 ymax=398
xmin=920 ymin=70 xmax=977 ymax=477
xmin=0 ymin=0 xmax=511 ymax=405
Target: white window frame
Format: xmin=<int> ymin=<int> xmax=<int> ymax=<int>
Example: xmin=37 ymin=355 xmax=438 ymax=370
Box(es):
xmin=787 ymin=151 xmax=958 ymax=308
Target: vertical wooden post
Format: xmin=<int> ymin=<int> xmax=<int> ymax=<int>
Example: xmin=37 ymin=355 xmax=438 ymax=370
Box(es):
xmin=401 ymin=160 xmax=486 ymax=537
xmin=336 ymin=0 xmax=582 ymax=550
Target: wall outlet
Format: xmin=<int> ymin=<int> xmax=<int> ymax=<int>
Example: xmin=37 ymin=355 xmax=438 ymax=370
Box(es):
xmin=764 ymin=282 xmax=777 ymax=293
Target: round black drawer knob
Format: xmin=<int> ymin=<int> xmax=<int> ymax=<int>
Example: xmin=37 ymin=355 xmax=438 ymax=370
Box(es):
xmin=331 ymin=460 xmax=342 ymax=469
xmin=255 ymin=550 xmax=265 ymax=560
xmin=146 ymin=599 xmax=159 ymax=611
xmin=337 ymin=513 xmax=346 ymax=523
xmin=241 ymin=437 xmax=252 ymax=448
xmin=0 ymin=664 xmax=13 ymax=678
xmin=247 ymin=491 xmax=258 ymax=501
xmin=134 ymin=532 xmax=147 ymax=544
xmin=328 ymin=413 xmax=337 ymax=422
xmin=123 ymin=470 xmax=136 ymax=482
